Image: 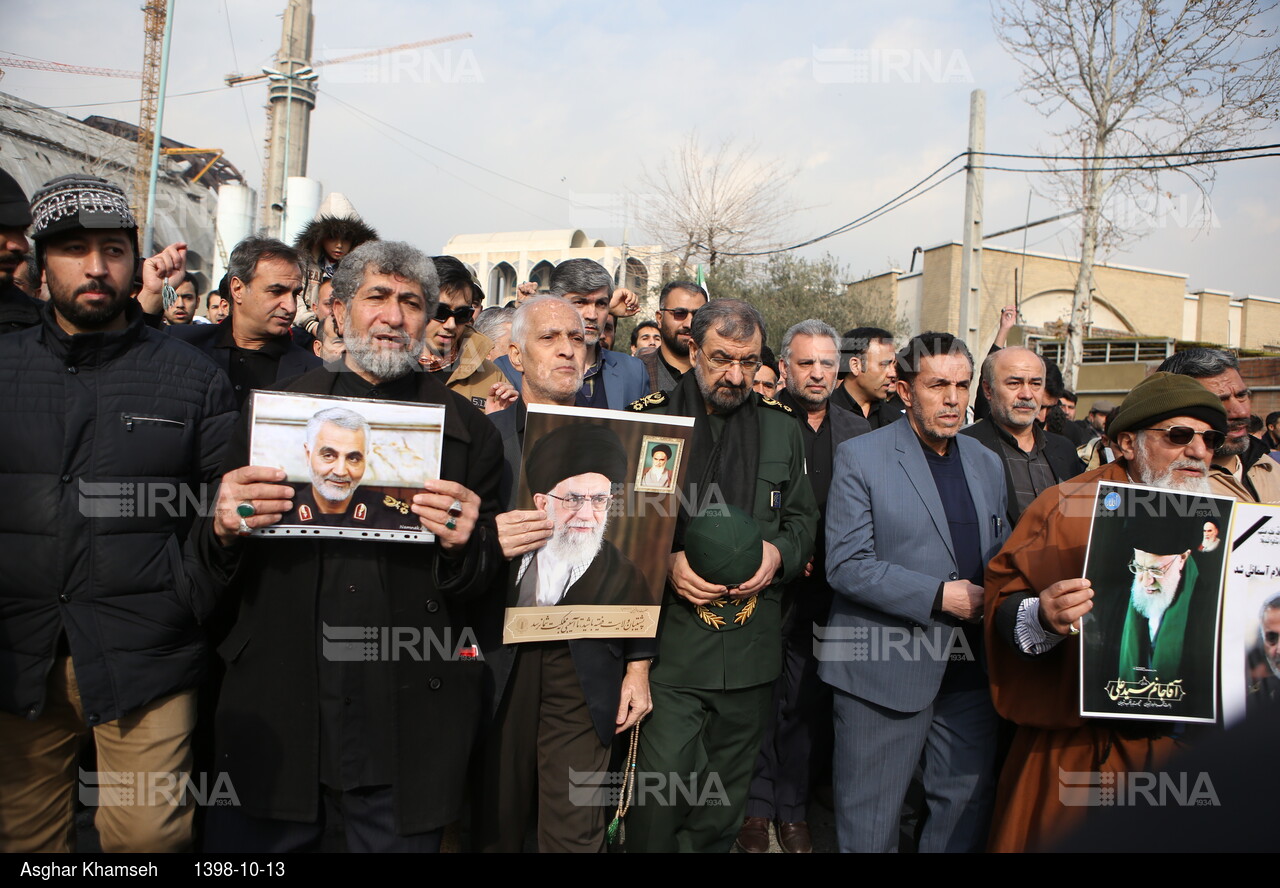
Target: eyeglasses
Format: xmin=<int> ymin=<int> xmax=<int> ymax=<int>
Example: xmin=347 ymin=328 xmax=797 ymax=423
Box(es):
xmin=1127 ymin=557 xmax=1179 ymax=579
xmin=702 ymin=355 xmax=762 ymax=372
xmin=1148 ymin=426 xmax=1226 ymax=450
xmin=546 ymin=492 xmax=613 ymax=511
xmin=432 ymin=303 xmax=473 ymax=324
xmin=659 ymin=307 xmax=699 ymax=322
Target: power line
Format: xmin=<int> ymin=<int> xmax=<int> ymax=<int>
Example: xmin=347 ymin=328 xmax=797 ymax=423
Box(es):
xmin=977 ymin=143 xmax=1280 ymax=161
xmin=706 ymin=153 xmax=967 ymax=258
xmin=324 ymin=94 xmax=558 ymax=226
xmin=45 ymin=85 xmax=232 ymax=110
xmin=323 ymin=89 xmax=588 ymax=207
xmin=974 ymin=152 xmax=1280 ymax=174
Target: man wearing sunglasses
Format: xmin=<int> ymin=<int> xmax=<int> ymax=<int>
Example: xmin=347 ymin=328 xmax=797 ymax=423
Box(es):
xmin=421 ymin=256 xmax=510 ymax=411
xmin=984 ymin=371 xmax=1231 ymax=852
xmin=1157 ymin=347 xmax=1280 ymax=504
xmin=639 ymin=280 xmax=709 ymax=393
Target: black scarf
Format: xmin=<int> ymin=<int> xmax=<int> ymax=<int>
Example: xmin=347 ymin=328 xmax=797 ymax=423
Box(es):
xmin=666 ymin=370 xmax=760 ymax=543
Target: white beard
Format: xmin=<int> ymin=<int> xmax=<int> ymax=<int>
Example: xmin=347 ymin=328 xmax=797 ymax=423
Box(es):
xmin=1135 ymin=456 xmax=1211 ymax=494
xmin=310 ymin=468 xmax=356 ymax=504
xmin=1130 ymin=575 xmax=1177 ymax=640
xmin=544 ymin=517 xmax=607 ymax=572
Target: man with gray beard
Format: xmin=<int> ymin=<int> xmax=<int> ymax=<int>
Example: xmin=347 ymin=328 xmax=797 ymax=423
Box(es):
xmin=982 ymin=371 xmax=1232 ymax=852
xmin=195 ymin=240 xmax=503 ymax=852
xmin=1157 ymin=347 xmax=1280 ymax=503
xmin=473 ymin=296 xmax=653 ymax=852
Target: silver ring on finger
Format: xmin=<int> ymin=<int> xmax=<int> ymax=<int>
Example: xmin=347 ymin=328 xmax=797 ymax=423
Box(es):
xmin=447 ymin=499 xmax=463 ymax=518
xmin=238 ymin=517 xmax=251 ymax=535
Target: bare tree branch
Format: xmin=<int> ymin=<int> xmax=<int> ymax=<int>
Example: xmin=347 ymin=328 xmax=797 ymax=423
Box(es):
xmin=994 ymin=0 xmax=1280 ymax=388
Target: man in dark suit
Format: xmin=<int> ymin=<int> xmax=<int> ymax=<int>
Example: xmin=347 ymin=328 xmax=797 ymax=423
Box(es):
xmin=821 ymin=332 xmax=1009 ymax=852
xmin=196 ymin=240 xmax=503 ymax=852
xmin=167 ymin=237 xmax=320 ymax=407
xmin=494 ymin=259 xmax=650 ymax=410
xmin=833 ymin=326 xmax=905 ymax=429
xmin=962 ymin=346 xmax=1085 ymax=528
xmin=741 ymin=320 xmax=870 ymax=853
xmin=474 ymin=294 xmax=653 ymax=852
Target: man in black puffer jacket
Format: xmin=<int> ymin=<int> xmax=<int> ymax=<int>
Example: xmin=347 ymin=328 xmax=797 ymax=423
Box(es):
xmin=0 ymin=175 xmax=237 ymax=853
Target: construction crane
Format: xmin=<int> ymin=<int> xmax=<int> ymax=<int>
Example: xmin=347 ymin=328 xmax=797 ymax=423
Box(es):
xmin=223 ymin=32 xmax=473 ymax=86
xmin=0 ymin=54 xmax=141 ymax=80
xmin=134 ymin=1 xmax=167 ymax=223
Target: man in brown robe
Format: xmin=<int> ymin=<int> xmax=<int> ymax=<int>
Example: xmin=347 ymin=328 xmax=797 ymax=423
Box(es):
xmin=984 ymin=372 xmax=1231 ymax=851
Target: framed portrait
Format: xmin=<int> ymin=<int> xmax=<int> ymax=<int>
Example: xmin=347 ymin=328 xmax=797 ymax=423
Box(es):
xmin=1219 ymin=502 xmax=1280 ymax=726
xmin=634 ymin=435 xmax=683 ymax=493
xmin=1078 ymin=481 xmax=1233 ymax=723
xmin=247 ymin=390 xmax=445 ymax=542
xmin=503 ymin=404 xmax=696 ymax=643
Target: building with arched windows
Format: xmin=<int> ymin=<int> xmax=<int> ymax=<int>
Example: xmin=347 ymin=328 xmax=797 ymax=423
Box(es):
xmin=440 ymin=229 xmax=674 ymax=307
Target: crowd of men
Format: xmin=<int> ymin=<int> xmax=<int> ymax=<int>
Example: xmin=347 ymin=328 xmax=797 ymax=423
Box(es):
xmin=0 ymin=168 xmax=1274 ymax=855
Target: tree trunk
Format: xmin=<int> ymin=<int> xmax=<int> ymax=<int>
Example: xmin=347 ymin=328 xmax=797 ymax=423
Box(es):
xmin=1065 ymin=146 xmax=1105 ymax=391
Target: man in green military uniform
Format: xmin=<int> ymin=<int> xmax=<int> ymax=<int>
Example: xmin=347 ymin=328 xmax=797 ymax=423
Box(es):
xmin=626 ymin=298 xmax=817 ymax=853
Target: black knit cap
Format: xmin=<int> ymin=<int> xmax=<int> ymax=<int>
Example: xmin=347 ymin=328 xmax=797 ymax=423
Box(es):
xmin=1108 ymin=372 xmax=1227 ymax=438
xmin=525 ymin=422 xmax=628 ymax=494
xmin=0 ymin=168 xmax=31 ymax=227
xmin=29 ymin=174 xmax=137 ymax=243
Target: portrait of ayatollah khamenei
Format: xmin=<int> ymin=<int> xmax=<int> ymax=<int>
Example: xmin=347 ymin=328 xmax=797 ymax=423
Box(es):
xmin=1080 ymin=481 xmax=1234 ymax=723
xmin=503 ymin=404 xmax=695 ymax=644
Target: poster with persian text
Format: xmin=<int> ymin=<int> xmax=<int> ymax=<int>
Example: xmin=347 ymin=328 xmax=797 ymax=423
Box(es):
xmin=1220 ymin=502 xmax=1280 ymax=726
xmin=1079 ymin=481 xmax=1232 ymax=722
xmin=502 ymin=404 xmax=695 ymax=643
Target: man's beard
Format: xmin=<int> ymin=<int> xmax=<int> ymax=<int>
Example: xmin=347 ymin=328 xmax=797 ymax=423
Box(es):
xmin=310 ymin=466 xmax=358 ymax=505
xmin=695 ymin=360 xmax=751 ymax=412
xmin=1135 ymin=433 xmax=1211 ymax=493
xmin=51 ymin=281 xmax=128 ymax=329
xmin=663 ymin=328 xmax=691 ymax=358
xmin=1135 ymin=456 xmax=1211 ymax=494
xmin=1130 ymin=574 xmax=1177 ymax=633
xmin=785 ymin=374 xmax=828 ymax=410
xmin=995 ymin=397 xmax=1039 ymax=431
xmin=545 ymin=514 xmax=607 ymax=571
xmin=1218 ymin=420 xmax=1251 ymax=457
xmin=344 ymin=325 xmax=426 ymax=381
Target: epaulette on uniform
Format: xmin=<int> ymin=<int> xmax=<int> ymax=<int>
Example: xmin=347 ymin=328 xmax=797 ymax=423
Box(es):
xmin=760 ymin=396 xmax=793 ymax=414
xmin=630 ymin=390 xmax=668 ymax=411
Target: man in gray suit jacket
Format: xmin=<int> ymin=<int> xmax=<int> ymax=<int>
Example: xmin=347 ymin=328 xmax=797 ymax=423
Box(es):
xmin=820 ymin=332 xmax=1009 ymax=853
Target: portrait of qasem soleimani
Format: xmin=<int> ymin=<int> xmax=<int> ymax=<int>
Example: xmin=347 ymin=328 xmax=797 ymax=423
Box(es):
xmin=1246 ymin=592 xmax=1280 ymax=715
xmin=1081 ymin=497 xmax=1228 ymax=722
xmin=514 ymin=421 xmax=648 ymax=609
xmin=279 ymin=406 xmax=418 ymax=531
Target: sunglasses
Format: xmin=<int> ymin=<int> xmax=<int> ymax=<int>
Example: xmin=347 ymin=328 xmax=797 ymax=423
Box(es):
xmin=659 ymin=307 xmax=699 ymax=322
xmin=1148 ymin=426 xmax=1226 ymax=450
xmin=432 ymin=303 xmax=474 ymax=324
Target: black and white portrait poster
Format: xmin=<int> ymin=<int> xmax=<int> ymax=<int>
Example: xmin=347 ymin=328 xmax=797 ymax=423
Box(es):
xmin=502 ymin=404 xmax=695 ymax=643
xmin=1079 ymin=481 xmax=1233 ymax=722
xmin=247 ymin=391 xmax=445 ymax=542
xmin=1220 ymin=502 xmax=1280 ymax=726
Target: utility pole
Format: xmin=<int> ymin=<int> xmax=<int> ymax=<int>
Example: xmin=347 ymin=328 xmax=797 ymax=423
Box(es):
xmin=260 ymin=0 xmax=316 ymax=235
xmin=958 ymin=89 xmax=985 ymax=349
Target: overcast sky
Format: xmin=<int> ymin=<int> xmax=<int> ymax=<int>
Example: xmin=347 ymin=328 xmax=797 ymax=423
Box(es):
xmin=4 ymin=0 xmax=1279 ymax=303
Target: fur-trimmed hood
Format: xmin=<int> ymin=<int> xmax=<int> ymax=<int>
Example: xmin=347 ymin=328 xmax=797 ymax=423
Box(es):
xmin=293 ymin=214 xmax=378 ymax=261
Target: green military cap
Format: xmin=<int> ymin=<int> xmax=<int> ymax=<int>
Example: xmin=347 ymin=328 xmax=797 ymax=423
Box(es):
xmin=685 ymin=504 xmax=763 ymax=587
